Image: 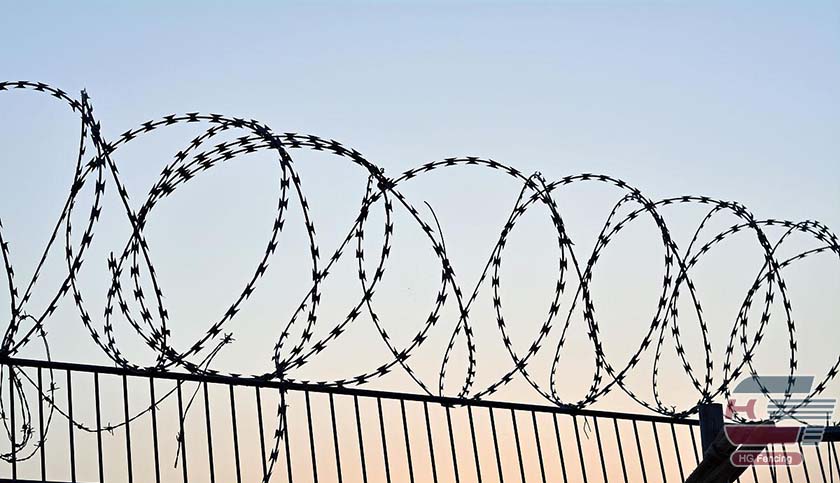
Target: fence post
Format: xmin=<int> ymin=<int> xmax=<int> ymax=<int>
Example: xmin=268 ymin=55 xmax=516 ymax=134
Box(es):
xmin=687 ymin=402 xmax=755 ymax=483
xmin=699 ymin=403 xmax=724 ymax=452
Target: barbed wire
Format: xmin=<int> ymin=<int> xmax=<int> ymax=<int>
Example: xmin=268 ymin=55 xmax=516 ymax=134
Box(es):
xmin=0 ymin=81 xmax=838 ymax=477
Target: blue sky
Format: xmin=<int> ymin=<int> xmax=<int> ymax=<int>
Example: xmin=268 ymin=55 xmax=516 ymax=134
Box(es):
xmin=4 ymin=1 xmax=837 ymax=210
xmin=1 ymin=1 xmax=839 ymax=411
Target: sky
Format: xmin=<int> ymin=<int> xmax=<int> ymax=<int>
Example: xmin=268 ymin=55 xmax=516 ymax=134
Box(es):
xmin=1 ymin=1 xmax=839 ymax=480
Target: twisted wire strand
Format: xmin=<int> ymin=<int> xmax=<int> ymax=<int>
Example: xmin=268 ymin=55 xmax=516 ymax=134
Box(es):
xmin=0 ymin=81 xmax=838 ymax=476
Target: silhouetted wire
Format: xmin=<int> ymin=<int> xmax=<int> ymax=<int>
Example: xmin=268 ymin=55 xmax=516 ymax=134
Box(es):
xmin=1 ymin=82 xmax=839 ymax=479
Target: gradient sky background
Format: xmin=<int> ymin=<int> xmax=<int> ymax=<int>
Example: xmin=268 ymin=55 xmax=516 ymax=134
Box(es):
xmin=2 ymin=0 xmax=839 ymax=419
xmin=3 ymin=2 xmax=840 ymax=482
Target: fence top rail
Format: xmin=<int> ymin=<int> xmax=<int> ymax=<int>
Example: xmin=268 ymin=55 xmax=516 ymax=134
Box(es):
xmin=0 ymin=355 xmax=697 ymax=426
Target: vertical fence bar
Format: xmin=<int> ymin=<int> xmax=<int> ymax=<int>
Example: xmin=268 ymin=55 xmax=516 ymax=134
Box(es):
xmin=652 ymin=422 xmax=667 ymax=483
xmin=781 ymin=444 xmax=794 ymax=483
xmin=354 ymin=395 xmax=369 ymax=483
xmin=613 ymin=418 xmax=629 ymax=483
xmin=815 ymin=441 xmax=828 ymax=483
xmin=229 ymin=385 xmax=242 ymax=483
xmin=632 ymin=420 xmax=649 ymax=483
xmin=37 ymin=367 xmax=46 ymax=481
xmin=446 ymin=405 xmax=462 ymax=483
xmin=377 ymin=397 xmax=393 ymax=483
xmin=202 ymin=382 xmax=216 ymax=483
xmin=423 ymin=401 xmax=439 ymax=483
xmin=768 ymin=444 xmax=779 ymax=483
xmin=572 ymin=415 xmax=589 ymax=483
xmin=330 ymin=393 xmax=344 ymax=483
xmin=176 ymin=382 xmax=189 ymax=483
xmin=670 ymin=422 xmax=685 ymax=482
xmin=94 ymin=372 xmax=105 ymax=483
xmin=552 ymin=414 xmax=569 ymax=483
xmin=593 ymin=417 xmax=609 ymax=482
xmin=9 ymin=367 xmax=16 ymax=481
xmin=304 ymin=390 xmax=319 ymax=483
xmin=689 ymin=424 xmax=700 ymax=465
xmin=510 ymin=409 xmax=526 ymax=483
xmin=798 ymin=443 xmax=812 ymax=483
xmin=468 ymin=406 xmax=483 ymax=483
xmin=400 ymin=399 xmax=416 ymax=483
xmin=67 ymin=369 xmax=76 ymax=483
xmin=280 ymin=388 xmax=294 ymax=483
xmin=150 ymin=378 xmax=161 ymax=483
xmin=122 ymin=373 xmax=133 ymax=483
xmin=531 ymin=411 xmax=547 ymax=483
xmin=489 ymin=407 xmax=506 ymax=483
xmin=255 ymin=387 xmax=268 ymax=479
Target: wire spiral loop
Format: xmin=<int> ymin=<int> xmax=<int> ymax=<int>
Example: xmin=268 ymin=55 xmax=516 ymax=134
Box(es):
xmin=1 ymin=81 xmax=838 ymax=471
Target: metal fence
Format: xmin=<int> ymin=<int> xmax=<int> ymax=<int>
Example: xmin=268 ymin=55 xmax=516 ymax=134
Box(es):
xmin=0 ymin=357 xmax=838 ymax=483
